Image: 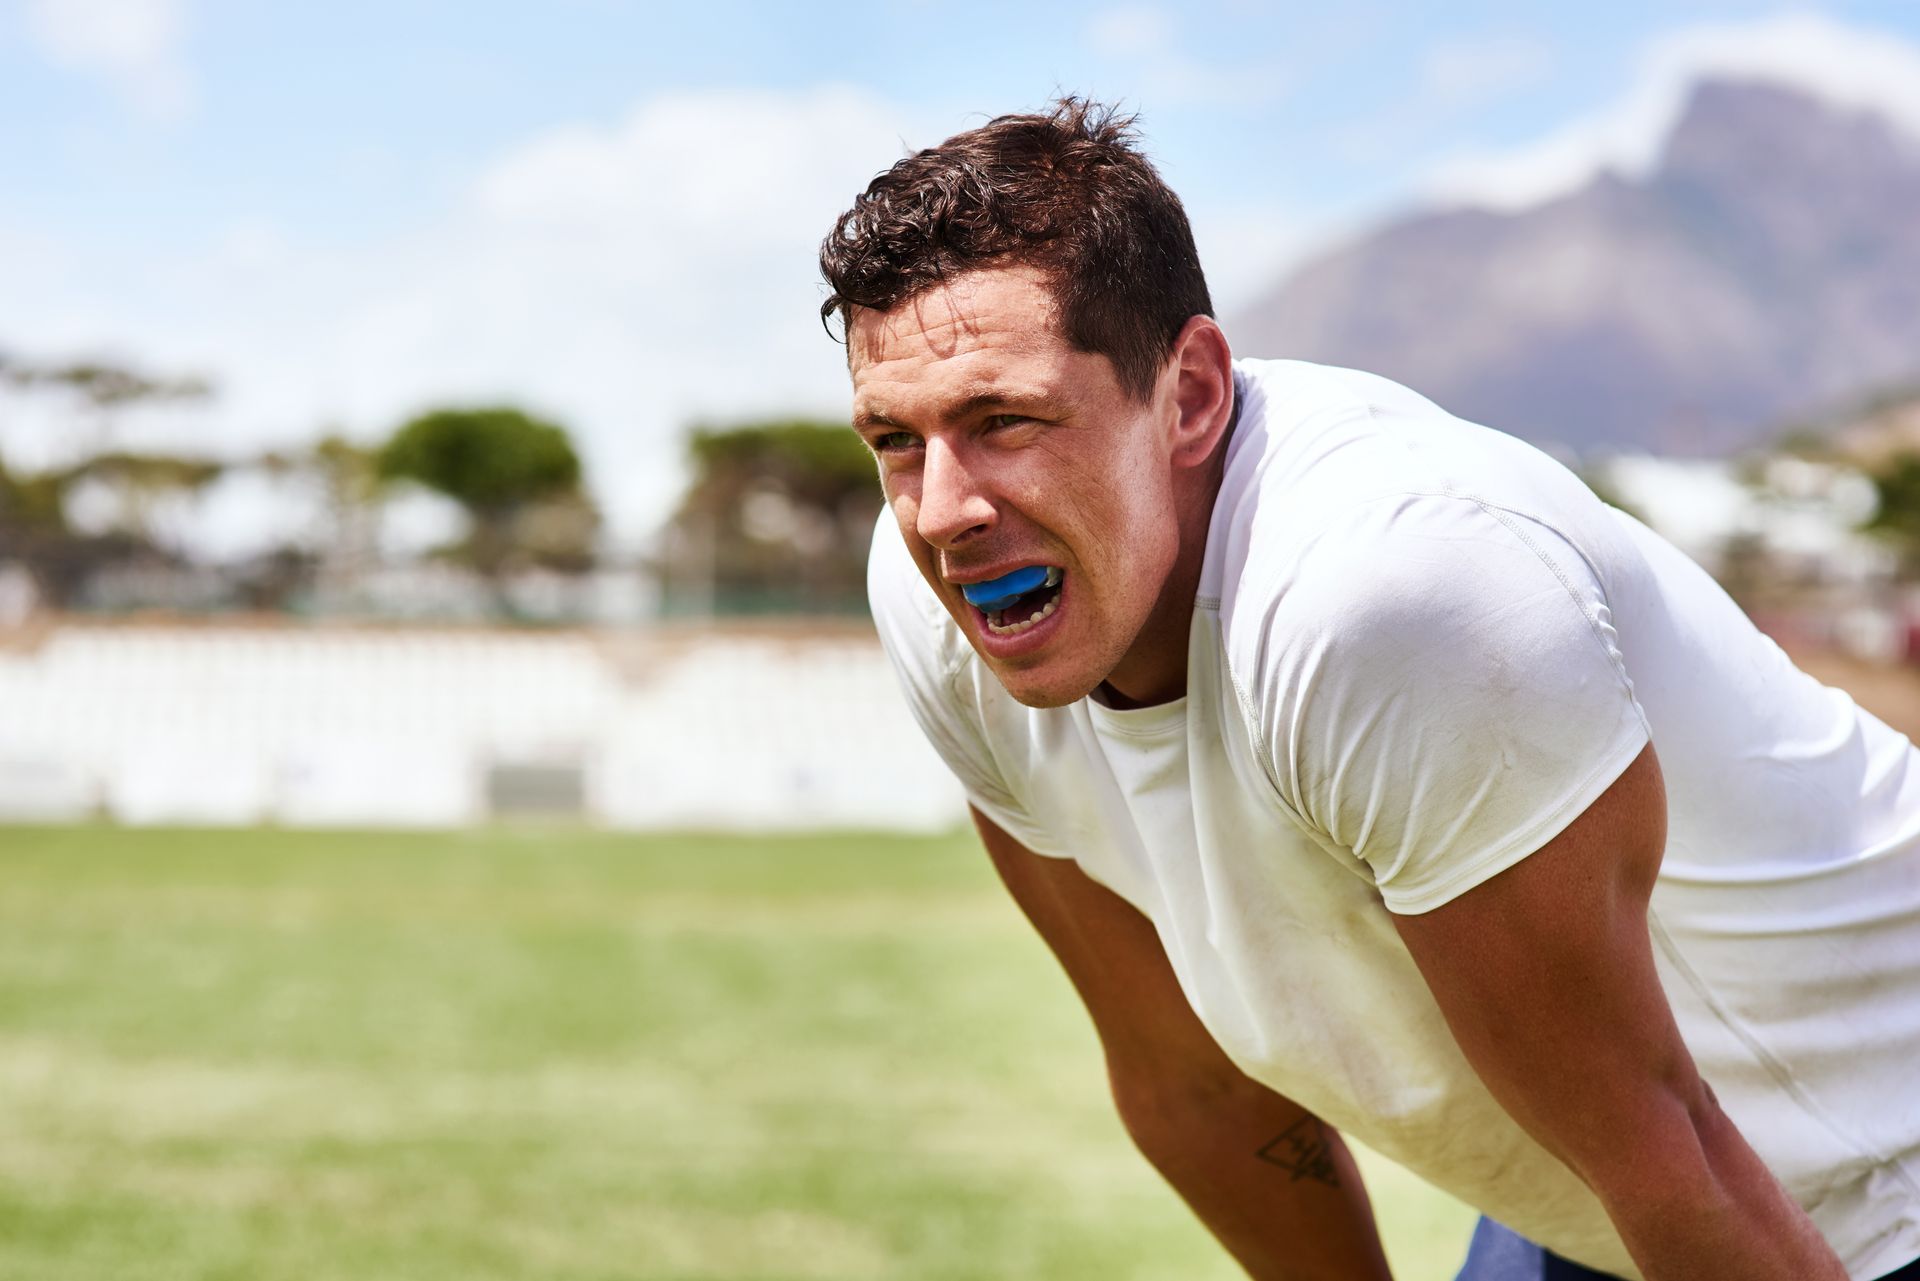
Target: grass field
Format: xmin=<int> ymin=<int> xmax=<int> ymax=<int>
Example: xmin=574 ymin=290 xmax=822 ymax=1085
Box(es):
xmin=0 ymin=824 xmax=1475 ymax=1280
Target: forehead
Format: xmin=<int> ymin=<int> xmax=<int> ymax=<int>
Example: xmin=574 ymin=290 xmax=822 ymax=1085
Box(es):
xmin=848 ymin=267 xmax=1072 ymax=398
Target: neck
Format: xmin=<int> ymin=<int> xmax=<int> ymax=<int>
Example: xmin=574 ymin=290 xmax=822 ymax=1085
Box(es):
xmin=1096 ymin=544 xmax=1203 ymax=708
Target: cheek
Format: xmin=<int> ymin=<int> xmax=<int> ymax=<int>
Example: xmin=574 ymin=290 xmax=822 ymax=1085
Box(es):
xmin=1093 ymin=466 xmax=1175 ymax=539
xmin=1087 ymin=484 xmax=1179 ymax=596
xmin=887 ymin=487 xmax=920 ymax=532
xmin=889 ymin=493 xmax=940 ymax=576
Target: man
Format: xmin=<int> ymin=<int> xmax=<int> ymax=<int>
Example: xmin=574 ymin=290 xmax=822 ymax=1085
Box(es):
xmin=817 ymin=98 xmax=1920 ymax=1281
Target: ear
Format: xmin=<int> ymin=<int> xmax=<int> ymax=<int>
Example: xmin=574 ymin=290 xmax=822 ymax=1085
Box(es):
xmin=1163 ymin=315 xmax=1235 ymax=470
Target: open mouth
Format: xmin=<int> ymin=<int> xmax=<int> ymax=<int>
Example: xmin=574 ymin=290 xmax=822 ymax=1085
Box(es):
xmin=960 ymin=565 xmax=1065 ymax=637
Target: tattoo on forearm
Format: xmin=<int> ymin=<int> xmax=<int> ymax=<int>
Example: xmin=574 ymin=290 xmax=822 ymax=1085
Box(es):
xmin=1256 ymin=1117 xmax=1339 ymax=1186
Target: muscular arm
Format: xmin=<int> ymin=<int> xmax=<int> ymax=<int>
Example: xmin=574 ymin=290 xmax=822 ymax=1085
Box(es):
xmin=972 ymin=806 xmax=1393 ymax=1281
xmin=1391 ymin=745 xmax=1847 ymax=1281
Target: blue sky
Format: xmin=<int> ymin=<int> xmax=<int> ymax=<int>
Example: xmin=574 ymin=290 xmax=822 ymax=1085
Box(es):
xmin=6 ymin=1 xmax=1920 ymax=552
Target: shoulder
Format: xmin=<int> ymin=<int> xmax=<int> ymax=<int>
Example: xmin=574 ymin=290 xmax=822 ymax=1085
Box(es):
xmin=1230 ymin=492 xmax=1629 ymax=692
xmin=1231 ymin=356 xmax=1447 ymax=425
xmin=1215 ymin=362 xmax=1631 ymax=679
xmin=1225 ymin=357 xmax=1613 ymax=519
xmin=1216 ymin=490 xmax=1648 ymax=912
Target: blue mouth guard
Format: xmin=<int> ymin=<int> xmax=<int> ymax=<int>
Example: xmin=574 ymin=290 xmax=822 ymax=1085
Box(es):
xmin=961 ymin=565 xmax=1056 ymax=612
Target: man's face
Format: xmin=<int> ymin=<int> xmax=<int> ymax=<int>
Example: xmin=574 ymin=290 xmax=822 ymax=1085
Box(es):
xmin=848 ymin=266 xmax=1182 ymax=708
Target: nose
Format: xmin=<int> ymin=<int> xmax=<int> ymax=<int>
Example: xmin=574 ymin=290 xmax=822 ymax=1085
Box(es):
xmin=914 ymin=436 xmax=994 ymax=549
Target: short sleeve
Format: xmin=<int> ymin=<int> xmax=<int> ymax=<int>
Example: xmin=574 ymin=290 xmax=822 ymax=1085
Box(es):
xmin=866 ymin=514 xmax=1068 ymax=857
xmin=1246 ymin=494 xmax=1651 ymax=914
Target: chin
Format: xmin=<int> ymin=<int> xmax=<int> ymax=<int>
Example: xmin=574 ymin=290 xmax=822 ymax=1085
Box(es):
xmin=986 ymin=658 xmax=1102 ymax=710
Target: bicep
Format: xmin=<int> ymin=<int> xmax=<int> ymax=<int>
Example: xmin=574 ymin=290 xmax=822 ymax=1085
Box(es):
xmin=1389 ymin=744 xmax=1707 ymax=1187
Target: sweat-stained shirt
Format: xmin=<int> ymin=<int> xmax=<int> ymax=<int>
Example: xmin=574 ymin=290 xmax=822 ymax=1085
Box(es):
xmin=868 ymin=357 xmax=1920 ymax=1280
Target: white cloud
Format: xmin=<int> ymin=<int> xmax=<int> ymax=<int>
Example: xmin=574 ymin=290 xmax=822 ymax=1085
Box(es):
xmin=1419 ymin=34 xmax=1555 ymax=113
xmin=0 ymin=85 xmax=925 ymax=551
xmin=1189 ymin=204 xmax=1323 ymax=317
xmin=1422 ymin=12 xmax=1920 ymax=211
xmin=1084 ymin=4 xmax=1290 ymax=108
xmin=25 ymin=0 xmax=194 ymax=122
xmin=1421 ymin=97 xmax=1673 ymax=211
xmin=378 ymin=85 xmax=920 ymax=543
xmin=1328 ymin=32 xmax=1558 ymax=165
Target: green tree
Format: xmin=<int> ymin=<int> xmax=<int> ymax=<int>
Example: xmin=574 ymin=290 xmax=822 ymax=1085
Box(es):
xmin=0 ymin=456 xmax=67 ymax=530
xmin=663 ymin=419 xmax=882 ymax=615
xmin=1865 ymin=451 xmax=1920 ymax=576
xmin=0 ymin=351 xmax=219 ymax=607
xmin=377 ymin=406 xmax=595 ymax=606
xmin=0 ymin=453 xmax=189 ymax=610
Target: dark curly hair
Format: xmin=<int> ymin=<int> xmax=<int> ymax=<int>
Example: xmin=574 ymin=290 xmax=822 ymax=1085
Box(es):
xmin=818 ymin=97 xmax=1214 ymax=402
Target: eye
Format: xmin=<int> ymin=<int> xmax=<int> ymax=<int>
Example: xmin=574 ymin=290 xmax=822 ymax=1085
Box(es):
xmin=985 ymin=413 xmax=1030 ymax=430
xmin=870 ymin=431 xmax=919 ymax=454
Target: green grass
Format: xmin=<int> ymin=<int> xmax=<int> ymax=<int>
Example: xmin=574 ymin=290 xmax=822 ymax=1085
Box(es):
xmin=0 ymin=824 xmax=1475 ymax=1279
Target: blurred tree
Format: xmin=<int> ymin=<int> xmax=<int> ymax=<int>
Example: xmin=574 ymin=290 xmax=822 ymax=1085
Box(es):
xmin=232 ymin=546 xmax=321 ymax=613
xmin=276 ymin=433 xmax=384 ymax=590
xmin=55 ymin=449 xmax=227 ymax=582
xmin=0 ymin=457 xmax=67 ymax=530
xmin=0 ymin=350 xmax=213 ymax=458
xmin=377 ymin=407 xmax=596 ymax=607
xmin=1573 ymin=463 xmax=1647 ymax=527
xmin=0 ymin=351 xmax=219 ymax=606
xmin=0 ymin=455 xmax=146 ymax=608
xmin=1864 ymin=451 xmax=1920 ymax=575
xmin=508 ymin=489 xmax=600 ymax=574
xmin=0 ymin=358 xmax=211 ymax=407
xmin=663 ymin=419 xmax=881 ymax=615
xmin=63 ymin=450 xmax=225 ymax=536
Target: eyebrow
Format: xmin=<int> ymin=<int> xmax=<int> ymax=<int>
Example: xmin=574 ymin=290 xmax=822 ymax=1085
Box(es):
xmin=853 ymin=386 xmax=1058 ymax=433
xmin=852 ymin=407 xmax=904 ymax=433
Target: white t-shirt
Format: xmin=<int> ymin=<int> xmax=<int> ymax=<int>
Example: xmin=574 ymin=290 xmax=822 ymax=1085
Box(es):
xmin=869 ymin=358 xmax=1920 ymax=1280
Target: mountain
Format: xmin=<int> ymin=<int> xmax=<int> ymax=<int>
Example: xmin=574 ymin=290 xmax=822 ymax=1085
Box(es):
xmin=1229 ymin=79 xmax=1920 ymax=456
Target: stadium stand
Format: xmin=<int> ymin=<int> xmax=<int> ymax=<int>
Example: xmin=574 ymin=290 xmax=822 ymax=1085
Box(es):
xmin=0 ymin=622 xmax=965 ymax=830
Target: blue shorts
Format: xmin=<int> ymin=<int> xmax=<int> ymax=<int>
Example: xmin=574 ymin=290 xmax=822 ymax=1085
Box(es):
xmin=1455 ymin=1218 xmax=1920 ymax=1280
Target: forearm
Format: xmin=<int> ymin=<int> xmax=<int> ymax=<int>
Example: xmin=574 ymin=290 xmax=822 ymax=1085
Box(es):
xmin=1582 ymin=1090 xmax=1846 ymax=1281
xmin=970 ymin=812 xmax=1389 ymax=1279
xmin=1114 ymin=1069 xmax=1392 ymax=1281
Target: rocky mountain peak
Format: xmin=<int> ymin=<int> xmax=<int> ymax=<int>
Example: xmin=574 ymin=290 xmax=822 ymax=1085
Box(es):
xmin=1230 ymin=77 xmax=1920 ymax=456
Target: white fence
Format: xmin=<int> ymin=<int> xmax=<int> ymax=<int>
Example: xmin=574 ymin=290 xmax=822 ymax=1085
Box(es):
xmin=0 ymin=621 xmax=966 ymax=831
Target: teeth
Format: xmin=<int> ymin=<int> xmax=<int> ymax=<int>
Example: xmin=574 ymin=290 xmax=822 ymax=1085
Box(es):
xmin=985 ymin=593 xmax=1059 ymax=636
xmin=1043 ymin=567 xmax=1062 ymax=587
